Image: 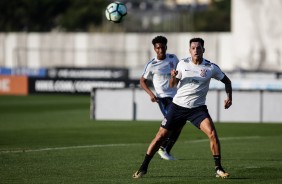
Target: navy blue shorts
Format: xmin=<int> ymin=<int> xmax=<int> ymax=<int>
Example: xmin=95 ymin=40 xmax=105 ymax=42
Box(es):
xmin=157 ymin=97 xmax=173 ymax=116
xmin=161 ymin=103 xmax=211 ymax=130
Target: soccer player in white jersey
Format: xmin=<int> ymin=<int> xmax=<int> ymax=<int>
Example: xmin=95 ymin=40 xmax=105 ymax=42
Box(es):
xmin=140 ymin=35 xmax=181 ymax=160
xmin=133 ymin=37 xmax=232 ymax=179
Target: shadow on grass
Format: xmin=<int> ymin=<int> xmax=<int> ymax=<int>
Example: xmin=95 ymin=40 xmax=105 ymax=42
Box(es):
xmin=228 ymin=177 xmax=250 ymax=180
xmin=142 ymin=175 xmax=251 ymax=180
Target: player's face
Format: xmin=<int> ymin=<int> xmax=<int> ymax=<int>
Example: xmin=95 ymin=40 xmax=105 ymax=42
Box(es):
xmin=189 ymin=42 xmax=204 ymax=62
xmin=154 ymin=43 xmax=167 ymax=60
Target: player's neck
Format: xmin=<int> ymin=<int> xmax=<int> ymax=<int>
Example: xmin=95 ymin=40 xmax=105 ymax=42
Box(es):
xmin=157 ymin=56 xmax=166 ymax=60
xmin=192 ymin=58 xmax=203 ymax=65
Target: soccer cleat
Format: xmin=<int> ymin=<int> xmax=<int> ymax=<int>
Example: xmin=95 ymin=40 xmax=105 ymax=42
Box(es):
xmin=215 ymin=167 xmax=230 ymax=178
xmin=157 ymin=148 xmax=176 ymax=160
xmin=132 ymin=170 xmax=147 ymax=179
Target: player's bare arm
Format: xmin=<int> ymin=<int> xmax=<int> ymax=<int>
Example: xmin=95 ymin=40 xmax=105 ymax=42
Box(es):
xmin=220 ymin=75 xmax=232 ymax=109
xmin=169 ymin=69 xmax=179 ymax=88
xmin=140 ymin=76 xmax=158 ymax=102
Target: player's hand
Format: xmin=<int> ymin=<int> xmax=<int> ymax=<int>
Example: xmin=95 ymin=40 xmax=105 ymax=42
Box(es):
xmin=224 ymin=98 xmax=232 ymax=109
xmin=171 ymin=69 xmax=178 ymax=77
xmin=151 ymin=95 xmax=158 ymax=102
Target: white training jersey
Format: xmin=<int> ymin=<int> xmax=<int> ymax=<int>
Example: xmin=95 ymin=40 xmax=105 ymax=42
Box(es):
xmin=142 ymin=53 xmax=179 ymax=98
xmin=173 ymin=57 xmax=225 ymax=108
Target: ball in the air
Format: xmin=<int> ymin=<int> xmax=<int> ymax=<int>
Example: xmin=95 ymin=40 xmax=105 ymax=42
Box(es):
xmin=105 ymin=2 xmax=127 ymax=23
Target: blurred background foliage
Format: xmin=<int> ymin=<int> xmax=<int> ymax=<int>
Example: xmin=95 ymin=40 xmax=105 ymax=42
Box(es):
xmin=0 ymin=0 xmax=230 ymax=32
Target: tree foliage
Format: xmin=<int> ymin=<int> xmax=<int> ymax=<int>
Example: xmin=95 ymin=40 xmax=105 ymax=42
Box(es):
xmin=0 ymin=0 xmax=107 ymax=32
xmin=194 ymin=0 xmax=231 ymax=32
xmin=0 ymin=0 xmax=230 ymax=32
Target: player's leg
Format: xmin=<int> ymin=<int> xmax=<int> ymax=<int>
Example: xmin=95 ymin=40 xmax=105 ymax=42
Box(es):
xmin=199 ymin=118 xmax=229 ymax=178
xmin=157 ymin=97 xmax=178 ymax=160
xmin=133 ymin=127 xmax=170 ymax=178
xmin=158 ymin=128 xmax=181 ymax=160
xmin=157 ymin=99 xmax=171 ymax=158
xmin=163 ymin=128 xmax=182 ymax=154
xmin=199 ymin=118 xmax=220 ymax=155
xmin=133 ymin=102 xmax=186 ymax=178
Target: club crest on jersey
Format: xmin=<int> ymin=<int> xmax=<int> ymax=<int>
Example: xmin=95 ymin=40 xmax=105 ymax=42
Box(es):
xmin=200 ymin=69 xmax=207 ymax=77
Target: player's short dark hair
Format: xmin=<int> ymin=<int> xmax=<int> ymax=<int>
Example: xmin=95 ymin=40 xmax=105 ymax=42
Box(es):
xmin=152 ymin=36 xmax=167 ymax=46
xmin=190 ymin=38 xmax=204 ymax=47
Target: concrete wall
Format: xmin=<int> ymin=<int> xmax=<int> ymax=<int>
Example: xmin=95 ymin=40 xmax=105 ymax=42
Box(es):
xmin=0 ymin=33 xmax=232 ymax=74
xmin=1 ymin=0 xmax=282 ymax=73
xmin=91 ymin=88 xmax=282 ymax=123
xmin=232 ymin=0 xmax=282 ymax=71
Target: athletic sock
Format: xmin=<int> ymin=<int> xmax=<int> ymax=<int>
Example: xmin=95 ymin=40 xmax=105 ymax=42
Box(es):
xmin=160 ymin=139 xmax=169 ymax=150
xmin=139 ymin=154 xmax=153 ymax=172
xmin=165 ymin=140 xmax=175 ymax=154
xmin=165 ymin=130 xmax=181 ymax=154
xmin=213 ymin=155 xmax=222 ymax=170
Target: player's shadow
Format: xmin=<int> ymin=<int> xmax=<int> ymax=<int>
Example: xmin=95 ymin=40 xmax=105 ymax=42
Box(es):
xmin=150 ymin=175 xmax=250 ymax=180
xmin=148 ymin=175 xmax=205 ymax=179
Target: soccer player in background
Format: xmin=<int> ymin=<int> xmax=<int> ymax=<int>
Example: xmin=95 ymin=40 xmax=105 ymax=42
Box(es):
xmin=140 ymin=35 xmax=182 ymax=160
xmin=133 ymin=37 xmax=232 ymax=179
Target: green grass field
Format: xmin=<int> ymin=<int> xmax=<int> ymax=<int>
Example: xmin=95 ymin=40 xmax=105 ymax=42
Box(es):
xmin=0 ymin=95 xmax=282 ymax=184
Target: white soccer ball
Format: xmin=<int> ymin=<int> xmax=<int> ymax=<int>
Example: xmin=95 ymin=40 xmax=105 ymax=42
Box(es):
xmin=105 ymin=2 xmax=127 ymax=23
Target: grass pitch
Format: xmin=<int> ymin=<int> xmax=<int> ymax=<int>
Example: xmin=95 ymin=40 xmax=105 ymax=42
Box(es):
xmin=0 ymin=95 xmax=282 ymax=184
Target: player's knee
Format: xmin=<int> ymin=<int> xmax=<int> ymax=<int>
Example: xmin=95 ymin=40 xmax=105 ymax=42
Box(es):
xmin=208 ymin=130 xmax=218 ymax=141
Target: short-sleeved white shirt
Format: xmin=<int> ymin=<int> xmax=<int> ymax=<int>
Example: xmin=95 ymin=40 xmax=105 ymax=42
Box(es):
xmin=173 ymin=57 xmax=225 ymax=108
xmin=142 ymin=53 xmax=179 ymax=98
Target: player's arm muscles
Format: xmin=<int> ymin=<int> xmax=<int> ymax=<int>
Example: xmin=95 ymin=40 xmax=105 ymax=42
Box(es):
xmin=170 ymin=69 xmax=179 ymax=88
xmin=220 ymin=75 xmax=232 ymax=98
xmin=220 ymin=75 xmax=232 ymax=108
xmin=170 ymin=77 xmax=179 ymax=88
xmin=140 ymin=76 xmax=157 ymax=101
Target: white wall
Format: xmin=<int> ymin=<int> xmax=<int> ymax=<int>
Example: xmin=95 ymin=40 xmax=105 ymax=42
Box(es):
xmin=92 ymin=88 xmax=282 ymax=123
xmin=1 ymin=0 xmax=282 ymax=72
xmin=232 ymin=0 xmax=282 ymax=71
xmin=0 ymin=33 xmax=231 ymax=72
xmin=94 ymin=89 xmax=134 ymax=120
xmin=219 ymin=91 xmax=261 ymax=122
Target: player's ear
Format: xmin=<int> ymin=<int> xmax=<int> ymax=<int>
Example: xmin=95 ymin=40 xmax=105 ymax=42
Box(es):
xmin=153 ymin=44 xmax=157 ymax=50
xmin=203 ymin=48 xmax=205 ymax=53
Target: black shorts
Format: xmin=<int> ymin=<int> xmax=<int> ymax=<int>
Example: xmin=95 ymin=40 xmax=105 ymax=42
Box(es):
xmin=161 ymin=103 xmax=211 ymax=130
